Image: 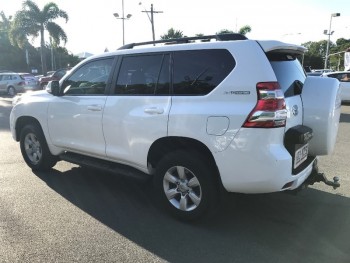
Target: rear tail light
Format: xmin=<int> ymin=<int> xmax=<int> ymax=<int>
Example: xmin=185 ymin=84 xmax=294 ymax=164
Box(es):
xmin=243 ymin=82 xmax=287 ymax=128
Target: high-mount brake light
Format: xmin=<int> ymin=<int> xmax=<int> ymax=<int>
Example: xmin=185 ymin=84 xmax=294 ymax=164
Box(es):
xmin=243 ymin=82 xmax=287 ymax=128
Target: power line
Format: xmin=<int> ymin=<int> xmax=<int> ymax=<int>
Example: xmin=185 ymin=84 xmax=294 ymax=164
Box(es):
xmin=141 ymin=4 xmax=163 ymax=42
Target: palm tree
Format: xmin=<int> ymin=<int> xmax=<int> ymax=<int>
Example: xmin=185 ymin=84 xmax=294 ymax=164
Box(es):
xmin=0 ymin=11 xmax=12 ymax=32
xmin=10 ymin=0 xmax=68 ymax=74
xmin=160 ymin=28 xmax=184 ymax=40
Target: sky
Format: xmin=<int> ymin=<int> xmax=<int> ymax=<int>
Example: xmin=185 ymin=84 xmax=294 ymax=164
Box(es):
xmin=1 ymin=0 xmax=350 ymax=55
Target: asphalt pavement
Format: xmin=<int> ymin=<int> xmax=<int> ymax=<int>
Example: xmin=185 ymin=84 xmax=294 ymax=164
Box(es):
xmin=0 ymin=95 xmax=349 ymax=263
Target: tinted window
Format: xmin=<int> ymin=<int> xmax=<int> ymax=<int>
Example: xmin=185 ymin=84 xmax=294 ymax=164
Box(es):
xmin=54 ymin=69 xmax=67 ymax=79
xmin=172 ymin=49 xmax=235 ymax=95
xmin=268 ymin=53 xmax=306 ymax=97
xmin=115 ymin=54 xmax=170 ymax=95
xmin=62 ymin=58 xmax=114 ymax=95
xmin=327 ymin=73 xmax=350 ymax=82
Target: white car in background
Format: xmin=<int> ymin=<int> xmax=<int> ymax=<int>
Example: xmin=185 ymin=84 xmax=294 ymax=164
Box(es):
xmin=322 ymin=71 xmax=350 ymax=102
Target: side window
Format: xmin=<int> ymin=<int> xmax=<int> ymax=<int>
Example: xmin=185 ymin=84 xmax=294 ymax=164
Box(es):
xmin=327 ymin=74 xmax=342 ymax=81
xmin=61 ymin=58 xmax=114 ymax=95
xmin=341 ymin=73 xmax=350 ymax=82
xmin=3 ymin=75 xmax=11 ymax=81
xmin=115 ymin=54 xmax=170 ymax=95
xmin=172 ymin=49 xmax=235 ymax=95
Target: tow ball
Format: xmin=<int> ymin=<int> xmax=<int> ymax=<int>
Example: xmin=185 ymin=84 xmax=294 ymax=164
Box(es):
xmin=306 ymin=162 xmax=340 ymax=190
xmin=307 ymin=172 xmax=340 ymax=189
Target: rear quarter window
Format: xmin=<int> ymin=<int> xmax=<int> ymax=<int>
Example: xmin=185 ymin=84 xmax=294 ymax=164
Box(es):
xmin=268 ymin=53 xmax=306 ymax=97
xmin=172 ymin=49 xmax=235 ymax=95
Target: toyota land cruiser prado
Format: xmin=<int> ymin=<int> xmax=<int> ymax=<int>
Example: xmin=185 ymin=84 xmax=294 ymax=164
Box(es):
xmin=10 ymin=34 xmax=341 ymax=220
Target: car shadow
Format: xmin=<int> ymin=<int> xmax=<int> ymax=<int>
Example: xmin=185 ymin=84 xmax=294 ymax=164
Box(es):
xmin=35 ymin=166 xmax=350 ymax=263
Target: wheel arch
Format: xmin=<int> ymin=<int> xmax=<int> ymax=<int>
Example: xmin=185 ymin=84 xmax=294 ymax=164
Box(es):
xmin=14 ymin=116 xmax=43 ymax=142
xmin=148 ymin=136 xmax=222 ymax=183
xmin=7 ymin=85 xmax=15 ymax=92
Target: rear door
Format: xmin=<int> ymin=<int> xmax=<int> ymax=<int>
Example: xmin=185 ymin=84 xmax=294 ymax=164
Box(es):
xmin=103 ymin=53 xmax=171 ymax=169
xmin=267 ymin=52 xmax=305 ymax=131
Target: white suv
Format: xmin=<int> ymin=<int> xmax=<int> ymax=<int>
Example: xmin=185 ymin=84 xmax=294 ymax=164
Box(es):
xmin=10 ymin=34 xmax=341 ymax=220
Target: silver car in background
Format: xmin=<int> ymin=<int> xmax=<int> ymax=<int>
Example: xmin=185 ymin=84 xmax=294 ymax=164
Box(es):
xmin=0 ymin=72 xmax=40 ymax=96
xmin=0 ymin=72 xmax=25 ymax=96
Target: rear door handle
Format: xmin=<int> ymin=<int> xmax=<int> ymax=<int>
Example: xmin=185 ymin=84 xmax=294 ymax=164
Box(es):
xmin=87 ymin=105 xmax=103 ymax=111
xmin=144 ymin=107 xmax=164 ymax=114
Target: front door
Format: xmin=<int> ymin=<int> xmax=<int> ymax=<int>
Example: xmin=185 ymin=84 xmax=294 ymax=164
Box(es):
xmin=48 ymin=57 xmax=115 ymax=157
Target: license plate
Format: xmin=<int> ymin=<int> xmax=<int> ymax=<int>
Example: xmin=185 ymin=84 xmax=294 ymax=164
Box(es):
xmin=294 ymin=144 xmax=308 ymax=169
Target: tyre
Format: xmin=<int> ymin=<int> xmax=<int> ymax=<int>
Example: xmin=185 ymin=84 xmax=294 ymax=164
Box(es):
xmin=20 ymin=124 xmax=58 ymax=171
xmin=153 ymin=150 xmax=219 ymax=221
xmin=8 ymin=86 xmax=16 ymax=97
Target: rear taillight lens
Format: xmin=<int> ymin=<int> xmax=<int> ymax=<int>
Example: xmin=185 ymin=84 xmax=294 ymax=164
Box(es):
xmin=243 ymin=82 xmax=287 ymax=128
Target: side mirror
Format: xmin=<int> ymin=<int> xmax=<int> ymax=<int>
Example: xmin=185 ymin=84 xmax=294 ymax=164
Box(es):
xmin=46 ymin=80 xmax=60 ymax=96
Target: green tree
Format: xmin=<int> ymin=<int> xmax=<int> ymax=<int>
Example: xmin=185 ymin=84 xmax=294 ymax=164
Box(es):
xmin=216 ymin=25 xmax=252 ymax=36
xmin=216 ymin=29 xmax=234 ymax=35
xmin=0 ymin=11 xmax=12 ymax=32
xmin=10 ymin=0 xmax=68 ymax=74
xmin=238 ymin=25 xmax=251 ymax=36
xmin=0 ymin=11 xmax=27 ymax=71
xmin=302 ymin=40 xmax=329 ymax=69
xmin=331 ymin=38 xmax=350 ymax=70
xmin=160 ymin=28 xmax=184 ymax=40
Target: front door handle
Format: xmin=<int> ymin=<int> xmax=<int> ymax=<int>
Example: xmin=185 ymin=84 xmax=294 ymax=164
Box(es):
xmin=144 ymin=107 xmax=164 ymax=114
xmin=87 ymin=105 xmax=102 ymax=111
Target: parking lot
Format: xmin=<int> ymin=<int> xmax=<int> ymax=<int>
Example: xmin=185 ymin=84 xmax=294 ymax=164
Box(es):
xmin=0 ymin=95 xmax=349 ymax=263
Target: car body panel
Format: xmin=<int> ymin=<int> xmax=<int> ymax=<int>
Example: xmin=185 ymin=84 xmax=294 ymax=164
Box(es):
xmin=103 ymin=96 xmax=171 ymax=171
xmin=47 ymin=95 xmax=108 ymax=157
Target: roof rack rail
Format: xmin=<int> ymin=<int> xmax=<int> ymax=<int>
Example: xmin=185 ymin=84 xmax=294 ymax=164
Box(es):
xmin=118 ymin=33 xmax=248 ymax=50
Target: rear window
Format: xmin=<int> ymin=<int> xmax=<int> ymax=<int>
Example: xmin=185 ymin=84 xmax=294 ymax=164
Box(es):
xmin=267 ymin=53 xmax=306 ymax=97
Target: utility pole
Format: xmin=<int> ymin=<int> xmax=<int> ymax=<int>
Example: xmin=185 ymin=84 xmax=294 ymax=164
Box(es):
xmin=141 ymin=4 xmax=163 ymax=42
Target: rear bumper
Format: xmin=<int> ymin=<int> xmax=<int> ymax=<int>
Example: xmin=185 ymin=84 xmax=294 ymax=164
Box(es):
xmin=214 ymin=127 xmax=315 ymax=193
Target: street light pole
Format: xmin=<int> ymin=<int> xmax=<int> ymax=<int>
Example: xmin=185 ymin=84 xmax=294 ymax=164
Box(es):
xmin=113 ymin=0 xmax=132 ymax=45
xmin=324 ymin=13 xmax=340 ymax=69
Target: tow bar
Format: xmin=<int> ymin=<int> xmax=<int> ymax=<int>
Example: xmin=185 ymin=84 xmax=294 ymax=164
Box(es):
xmin=306 ymin=161 xmax=340 ymax=190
